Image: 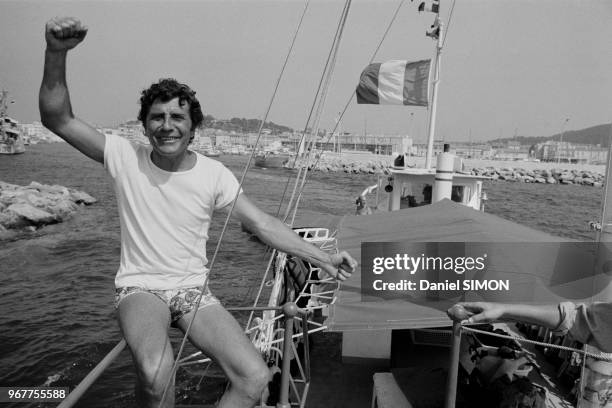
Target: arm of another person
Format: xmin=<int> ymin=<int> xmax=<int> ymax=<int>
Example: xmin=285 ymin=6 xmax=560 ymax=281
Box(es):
xmin=447 ymin=302 xmax=562 ymax=329
xmin=39 ymin=17 xmax=105 ymax=163
xmin=231 ymin=194 xmax=357 ymax=281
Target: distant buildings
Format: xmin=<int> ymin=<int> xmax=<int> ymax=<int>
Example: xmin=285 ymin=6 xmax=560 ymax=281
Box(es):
xmin=535 ymin=141 xmax=607 ymax=164
xmin=16 ymin=118 xmax=610 ymax=165
xmin=21 ymin=121 xmax=63 ymax=143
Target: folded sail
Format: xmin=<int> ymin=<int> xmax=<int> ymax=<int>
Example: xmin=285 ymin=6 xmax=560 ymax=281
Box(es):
xmin=356 ymin=59 xmax=431 ymax=106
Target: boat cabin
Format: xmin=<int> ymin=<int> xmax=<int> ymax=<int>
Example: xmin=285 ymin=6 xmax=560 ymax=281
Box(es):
xmin=374 ymin=167 xmax=489 ymax=212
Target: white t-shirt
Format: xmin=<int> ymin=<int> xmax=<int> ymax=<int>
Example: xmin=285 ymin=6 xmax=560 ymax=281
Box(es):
xmin=104 ymin=134 xmax=241 ymax=290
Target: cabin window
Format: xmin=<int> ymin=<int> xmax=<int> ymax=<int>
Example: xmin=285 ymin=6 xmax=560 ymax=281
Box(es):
xmin=451 ymin=186 xmax=464 ymax=203
xmin=400 ymin=183 xmax=432 ymax=208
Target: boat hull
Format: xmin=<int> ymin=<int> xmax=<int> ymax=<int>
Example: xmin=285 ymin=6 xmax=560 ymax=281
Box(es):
xmin=0 ymin=142 xmax=26 ymax=154
xmin=254 ymin=154 xmax=291 ymax=168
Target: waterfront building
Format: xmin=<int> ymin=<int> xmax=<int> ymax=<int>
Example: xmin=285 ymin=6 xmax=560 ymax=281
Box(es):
xmin=536 ymin=141 xmax=607 ymax=164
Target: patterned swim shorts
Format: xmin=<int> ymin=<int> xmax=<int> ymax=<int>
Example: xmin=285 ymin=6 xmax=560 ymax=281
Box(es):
xmin=115 ymin=286 xmax=220 ymax=326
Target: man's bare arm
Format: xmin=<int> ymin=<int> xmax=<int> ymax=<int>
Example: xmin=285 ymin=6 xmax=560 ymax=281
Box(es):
xmin=231 ymin=194 xmax=357 ymax=281
xmin=39 ymin=17 xmax=105 ymax=163
xmin=447 ymin=302 xmax=562 ymax=328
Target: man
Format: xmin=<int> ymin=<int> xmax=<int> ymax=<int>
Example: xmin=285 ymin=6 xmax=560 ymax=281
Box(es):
xmin=447 ymin=301 xmax=612 ymax=353
xmin=40 ymin=17 xmax=357 ymax=408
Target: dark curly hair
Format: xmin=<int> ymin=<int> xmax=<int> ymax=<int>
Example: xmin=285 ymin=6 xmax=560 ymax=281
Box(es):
xmin=138 ymin=78 xmax=204 ymax=133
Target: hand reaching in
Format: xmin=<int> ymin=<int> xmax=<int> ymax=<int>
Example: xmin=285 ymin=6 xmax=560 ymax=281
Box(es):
xmin=320 ymin=251 xmax=357 ymax=281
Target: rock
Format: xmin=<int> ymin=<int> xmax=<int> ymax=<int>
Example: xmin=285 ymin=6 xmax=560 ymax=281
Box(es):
xmin=69 ymin=189 xmax=97 ymax=205
xmin=6 ymin=203 xmax=60 ymax=226
xmin=546 ymin=177 xmax=557 ymax=184
xmin=28 ymin=181 xmax=70 ymax=197
xmin=0 ymin=180 xmax=96 ymax=232
xmin=0 ymin=210 xmax=26 ymax=229
xmin=0 ymin=181 xmax=20 ymax=191
xmin=47 ymin=199 xmax=79 ymax=219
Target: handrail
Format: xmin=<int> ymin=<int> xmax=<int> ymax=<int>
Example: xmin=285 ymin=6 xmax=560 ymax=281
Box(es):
xmin=277 ymin=303 xmax=299 ymax=408
xmin=444 ymin=322 xmax=461 ymax=408
xmin=58 ymin=338 xmax=127 ymax=408
xmin=275 ymin=302 xmax=312 ymax=408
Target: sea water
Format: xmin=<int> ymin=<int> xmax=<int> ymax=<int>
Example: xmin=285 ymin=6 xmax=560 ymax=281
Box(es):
xmin=0 ymin=143 xmax=603 ymax=407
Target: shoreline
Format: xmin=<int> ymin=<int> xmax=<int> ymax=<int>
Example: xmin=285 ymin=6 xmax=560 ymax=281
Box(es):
xmin=283 ymin=152 xmax=606 ymax=186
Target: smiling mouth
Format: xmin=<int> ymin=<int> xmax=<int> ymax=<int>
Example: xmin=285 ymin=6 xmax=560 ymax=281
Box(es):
xmin=157 ymin=136 xmax=181 ymax=142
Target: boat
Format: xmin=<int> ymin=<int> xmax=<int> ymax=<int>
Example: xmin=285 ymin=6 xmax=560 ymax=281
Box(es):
xmin=0 ymin=90 xmax=25 ymax=155
xmin=203 ymin=148 xmax=221 ymax=157
xmin=55 ymin=2 xmax=612 ymax=407
xmin=254 ymin=151 xmax=293 ymax=169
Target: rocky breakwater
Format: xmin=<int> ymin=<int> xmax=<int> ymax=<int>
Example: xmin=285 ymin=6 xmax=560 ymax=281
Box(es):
xmin=281 ymin=155 xmax=606 ymax=188
xmin=0 ymin=181 xmax=97 ymax=233
xmin=284 ymin=155 xmax=389 ymax=174
xmin=468 ymin=167 xmax=605 ymax=187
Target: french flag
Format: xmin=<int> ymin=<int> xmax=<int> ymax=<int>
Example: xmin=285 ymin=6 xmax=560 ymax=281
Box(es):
xmin=356 ymin=59 xmax=431 ymax=106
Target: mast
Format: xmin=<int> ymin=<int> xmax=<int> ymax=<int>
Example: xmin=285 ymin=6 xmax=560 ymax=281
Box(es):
xmin=425 ymin=17 xmax=443 ymax=169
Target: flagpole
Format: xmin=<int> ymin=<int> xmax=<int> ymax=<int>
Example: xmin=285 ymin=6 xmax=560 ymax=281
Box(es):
xmin=425 ymin=17 xmax=443 ymax=169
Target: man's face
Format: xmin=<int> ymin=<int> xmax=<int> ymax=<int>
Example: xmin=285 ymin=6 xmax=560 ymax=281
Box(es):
xmin=145 ymin=97 xmax=194 ymax=158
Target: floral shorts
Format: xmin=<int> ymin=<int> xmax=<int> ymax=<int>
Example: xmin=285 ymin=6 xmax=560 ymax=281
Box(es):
xmin=115 ymin=286 xmax=220 ymax=327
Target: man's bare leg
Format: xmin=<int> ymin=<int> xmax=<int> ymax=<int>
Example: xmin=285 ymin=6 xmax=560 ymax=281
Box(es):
xmin=177 ymin=304 xmax=270 ymax=408
xmin=118 ymin=292 xmax=175 ymax=408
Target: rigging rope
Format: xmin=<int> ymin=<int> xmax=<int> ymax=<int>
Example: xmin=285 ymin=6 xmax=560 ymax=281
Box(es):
xmin=159 ymin=1 xmax=312 ymax=405
xmin=246 ymin=0 xmax=353 ymax=331
xmin=283 ymin=0 xmax=407 ymax=221
xmin=277 ymin=0 xmax=353 ymax=225
xmin=442 ymin=0 xmax=457 ymax=48
xmin=288 ymin=1 xmax=352 ymax=227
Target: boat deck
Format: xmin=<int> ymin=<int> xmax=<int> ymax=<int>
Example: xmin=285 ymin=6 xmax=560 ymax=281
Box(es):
xmin=176 ymin=323 xmax=575 ymax=408
xmin=306 ymin=326 xmax=575 ymax=408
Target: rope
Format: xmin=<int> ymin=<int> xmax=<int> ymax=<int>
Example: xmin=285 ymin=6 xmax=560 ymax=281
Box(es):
xmin=289 ymin=9 xmax=349 ymax=226
xmin=158 ymin=2 xmax=312 ymax=405
xmin=285 ymin=0 xmax=407 ymax=211
xmin=461 ymin=326 xmax=612 ymax=362
xmin=441 ymin=0 xmax=456 ymax=48
xmin=280 ymin=0 xmax=353 ymax=225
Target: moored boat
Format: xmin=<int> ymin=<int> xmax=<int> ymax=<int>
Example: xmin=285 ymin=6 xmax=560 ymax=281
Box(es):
xmin=0 ymin=90 xmax=25 ymax=155
xmin=254 ymin=152 xmax=292 ymax=169
xmin=203 ymin=148 xmax=221 ymax=157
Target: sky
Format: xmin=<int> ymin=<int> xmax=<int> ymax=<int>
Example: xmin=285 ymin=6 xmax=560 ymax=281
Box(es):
xmin=1 ymin=0 xmax=611 ymax=143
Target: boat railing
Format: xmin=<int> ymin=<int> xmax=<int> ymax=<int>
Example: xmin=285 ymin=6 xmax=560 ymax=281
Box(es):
xmin=56 ymin=339 xmax=127 ymax=408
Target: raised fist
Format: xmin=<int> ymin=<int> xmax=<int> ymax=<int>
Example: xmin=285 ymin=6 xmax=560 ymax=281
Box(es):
xmin=45 ymin=17 xmax=88 ymax=52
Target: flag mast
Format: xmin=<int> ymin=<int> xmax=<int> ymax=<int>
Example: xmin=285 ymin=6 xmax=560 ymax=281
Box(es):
xmin=425 ymin=15 xmax=443 ymax=169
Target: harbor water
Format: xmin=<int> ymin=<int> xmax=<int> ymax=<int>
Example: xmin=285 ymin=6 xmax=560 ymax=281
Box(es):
xmin=0 ymin=143 xmax=603 ymax=407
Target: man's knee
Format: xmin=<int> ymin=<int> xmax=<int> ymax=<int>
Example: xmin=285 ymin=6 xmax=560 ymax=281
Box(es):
xmin=239 ymin=362 xmax=270 ymax=400
xmin=135 ymin=353 xmax=174 ymax=395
